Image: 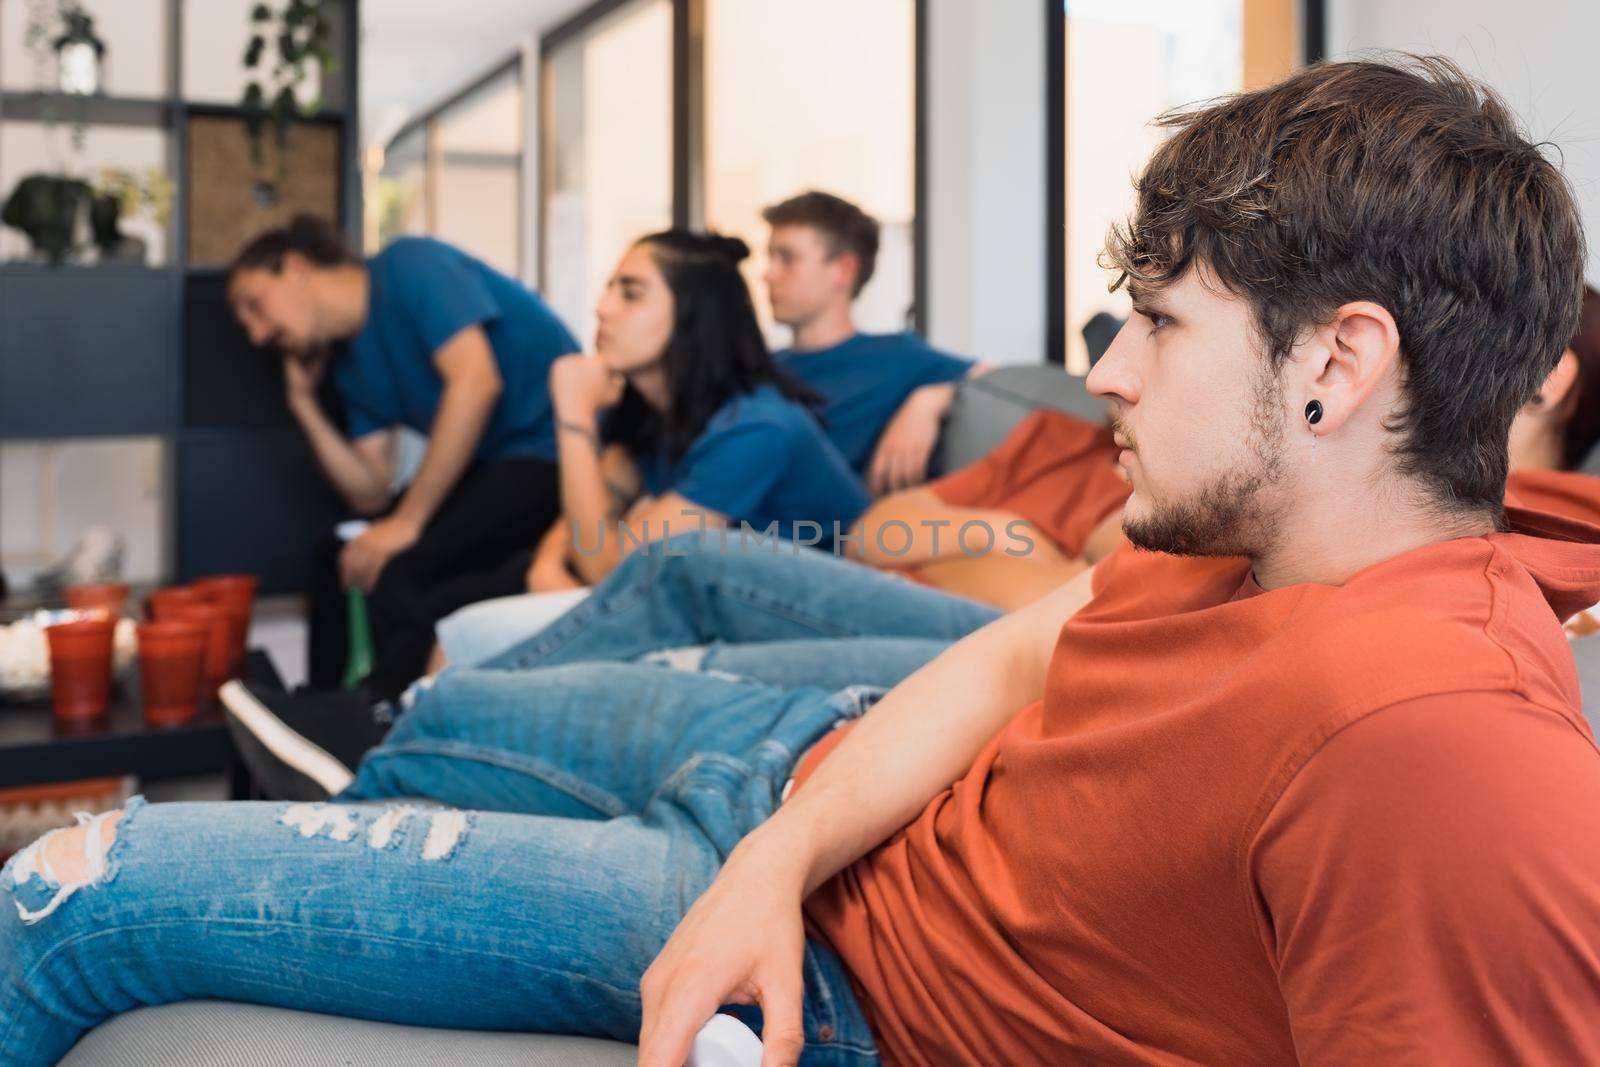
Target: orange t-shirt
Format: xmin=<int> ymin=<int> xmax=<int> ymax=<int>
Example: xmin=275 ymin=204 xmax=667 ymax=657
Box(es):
xmin=926 ymin=410 xmax=1129 ymax=557
xmin=803 ymin=507 xmax=1600 ymax=1065
xmin=1507 ymin=467 xmax=1600 ymax=526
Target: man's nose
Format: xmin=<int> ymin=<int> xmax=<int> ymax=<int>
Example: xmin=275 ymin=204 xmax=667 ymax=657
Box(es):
xmin=1085 ymin=324 xmax=1139 ymax=406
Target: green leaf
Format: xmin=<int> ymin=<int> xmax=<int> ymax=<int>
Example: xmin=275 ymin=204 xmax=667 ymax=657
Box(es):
xmin=244 ymin=35 xmax=265 ymax=67
xmin=250 ymin=4 xmax=272 ymax=23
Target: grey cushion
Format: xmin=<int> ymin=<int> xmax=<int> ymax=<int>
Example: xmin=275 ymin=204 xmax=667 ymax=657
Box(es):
xmin=1581 ymin=440 xmax=1600 ymax=477
xmin=1571 ymin=635 xmax=1600 ymax=736
xmin=931 ymin=363 xmax=1101 ymax=475
xmin=62 ymin=1001 xmax=638 ymax=1067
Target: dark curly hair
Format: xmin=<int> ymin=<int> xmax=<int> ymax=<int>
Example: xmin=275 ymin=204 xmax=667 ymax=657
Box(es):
xmin=1102 ymin=55 xmax=1586 ymax=516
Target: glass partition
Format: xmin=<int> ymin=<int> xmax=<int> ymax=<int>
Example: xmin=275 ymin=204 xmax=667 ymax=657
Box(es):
xmin=1062 ymin=0 xmax=1243 ymax=371
xmin=541 ymin=0 xmax=673 ymax=349
xmin=704 ymin=0 xmax=915 ymax=343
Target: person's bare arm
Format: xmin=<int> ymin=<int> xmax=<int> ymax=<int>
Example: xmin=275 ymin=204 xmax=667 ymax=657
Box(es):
xmin=851 ymin=485 xmax=1041 ymax=568
xmin=1081 ymin=507 xmax=1128 ymax=563
xmin=913 ymin=550 xmax=1085 ymax=610
xmin=526 ymin=523 xmax=581 ymax=592
xmin=865 ymin=363 xmax=993 ymax=496
xmin=636 ymin=563 xmax=1099 ymax=1067
xmin=570 ymin=489 xmax=725 ymax=584
xmin=339 ymin=325 xmax=503 ymax=591
xmin=284 ymin=356 xmax=393 ymax=515
xmin=388 ymin=325 xmax=502 ymax=530
xmin=530 ymin=444 xmax=648 ymax=590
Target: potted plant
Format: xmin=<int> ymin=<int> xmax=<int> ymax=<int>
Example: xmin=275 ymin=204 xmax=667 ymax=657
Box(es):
xmin=88 ymin=166 xmax=173 ymax=264
xmin=1 ymin=174 xmax=90 ymax=264
xmin=241 ymin=1 xmax=340 ymax=203
xmin=21 ymin=0 xmax=101 ymax=148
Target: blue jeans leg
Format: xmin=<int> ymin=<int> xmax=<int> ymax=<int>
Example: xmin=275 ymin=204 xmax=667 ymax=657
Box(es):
xmin=480 ymin=532 xmax=1001 ymax=672
xmin=0 ymin=684 xmax=881 ymax=1065
xmin=342 ymin=663 xmax=880 ymax=819
xmin=679 ymin=637 xmax=955 ymax=691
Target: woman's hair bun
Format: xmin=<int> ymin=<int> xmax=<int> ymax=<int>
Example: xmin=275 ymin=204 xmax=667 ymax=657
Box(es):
xmin=635 ymin=229 xmax=750 ymax=266
xmin=707 ymin=233 xmax=750 ymax=264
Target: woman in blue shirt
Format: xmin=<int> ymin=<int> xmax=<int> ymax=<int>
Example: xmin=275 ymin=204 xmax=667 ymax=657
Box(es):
xmin=435 ymin=230 xmax=869 ymax=666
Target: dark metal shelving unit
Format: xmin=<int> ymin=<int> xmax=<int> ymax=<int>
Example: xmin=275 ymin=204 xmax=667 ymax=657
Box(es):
xmin=0 ymin=0 xmax=362 ymax=595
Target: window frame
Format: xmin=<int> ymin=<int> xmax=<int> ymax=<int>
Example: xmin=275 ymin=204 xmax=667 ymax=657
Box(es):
xmin=380 ymin=52 xmax=526 ymax=275
xmin=1043 ymin=0 xmax=1321 ymax=366
xmin=536 ymin=0 xmax=928 ymax=332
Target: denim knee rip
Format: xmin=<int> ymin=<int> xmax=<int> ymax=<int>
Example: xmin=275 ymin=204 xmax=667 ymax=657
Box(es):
xmin=5 ymin=795 xmax=147 ymax=926
xmin=637 ymin=645 xmax=710 ymax=672
xmin=278 ymin=802 xmax=472 ymax=862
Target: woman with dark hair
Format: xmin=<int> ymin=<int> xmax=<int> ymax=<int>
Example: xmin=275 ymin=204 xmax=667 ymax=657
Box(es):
xmin=429 ymin=230 xmax=870 ymax=664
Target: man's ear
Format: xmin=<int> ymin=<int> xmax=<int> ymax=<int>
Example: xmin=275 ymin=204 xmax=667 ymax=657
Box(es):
xmin=1300 ymin=301 xmax=1402 ymax=434
xmin=831 ymin=250 xmax=860 ymax=296
xmin=278 ymin=250 xmax=312 ymax=281
xmin=1539 ymin=348 xmax=1580 ymax=415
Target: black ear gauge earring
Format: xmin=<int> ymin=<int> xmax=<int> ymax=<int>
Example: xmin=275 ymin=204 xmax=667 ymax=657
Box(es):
xmin=1304 ymin=400 xmax=1324 ymax=426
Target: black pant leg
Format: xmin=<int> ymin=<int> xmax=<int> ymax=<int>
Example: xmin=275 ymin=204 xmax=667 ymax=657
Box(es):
xmin=363 ymin=457 xmax=560 ymax=699
xmin=305 ymin=530 xmax=349 ymax=689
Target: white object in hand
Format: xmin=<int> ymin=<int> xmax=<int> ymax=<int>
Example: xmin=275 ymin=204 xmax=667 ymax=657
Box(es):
xmin=686 ymin=1014 xmax=764 ymax=1067
xmin=336 ymin=520 xmax=372 ymax=543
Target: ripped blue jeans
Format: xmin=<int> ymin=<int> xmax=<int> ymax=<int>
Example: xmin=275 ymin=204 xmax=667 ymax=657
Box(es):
xmin=0 ymin=666 xmax=884 ymax=1066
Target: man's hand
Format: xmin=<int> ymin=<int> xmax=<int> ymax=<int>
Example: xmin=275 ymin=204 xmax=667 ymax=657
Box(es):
xmin=867 ymin=384 xmax=953 ymax=497
xmin=338 ymin=514 xmax=422 ymax=593
xmin=550 ymin=354 xmax=625 ymax=419
xmin=283 ymin=353 xmax=326 ymax=406
xmin=637 ymin=844 xmax=810 ymax=1067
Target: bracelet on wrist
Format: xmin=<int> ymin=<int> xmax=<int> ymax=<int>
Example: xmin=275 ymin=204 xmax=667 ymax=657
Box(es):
xmin=557 ymin=419 xmax=601 ymax=449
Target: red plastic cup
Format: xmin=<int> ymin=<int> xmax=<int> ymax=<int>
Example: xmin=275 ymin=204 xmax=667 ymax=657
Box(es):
xmin=65 ymin=582 xmax=130 ymax=619
xmin=167 ymin=601 xmax=234 ymax=695
xmin=45 ymin=618 xmax=116 ymax=720
xmin=191 ymin=575 xmax=258 ymax=616
xmin=191 ymin=575 xmax=258 ymax=676
xmin=136 ymin=621 xmax=208 ymax=726
xmin=147 ymin=586 xmax=206 ymax=621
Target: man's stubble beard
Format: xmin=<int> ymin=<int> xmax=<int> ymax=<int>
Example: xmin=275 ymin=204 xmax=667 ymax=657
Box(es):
xmin=1122 ymin=364 xmax=1290 ymax=558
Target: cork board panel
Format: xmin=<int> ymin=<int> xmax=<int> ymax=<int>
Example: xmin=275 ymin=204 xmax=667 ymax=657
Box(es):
xmin=186 ymin=115 xmax=341 ymax=266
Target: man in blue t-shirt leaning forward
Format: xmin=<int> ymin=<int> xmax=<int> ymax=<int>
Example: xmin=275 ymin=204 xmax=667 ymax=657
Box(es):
xmin=762 ymin=190 xmax=989 ymax=495
xmin=227 ymin=216 xmax=580 ymax=698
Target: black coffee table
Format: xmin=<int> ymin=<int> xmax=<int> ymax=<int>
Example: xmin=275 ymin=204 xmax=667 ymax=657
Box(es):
xmin=0 ymin=650 xmax=281 ymax=795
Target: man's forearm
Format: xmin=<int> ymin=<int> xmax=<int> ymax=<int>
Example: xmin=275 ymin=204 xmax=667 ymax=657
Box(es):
xmin=289 ymin=395 xmax=390 ymax=514
xmin=735 ymin=568 xmax=1095 ymax=894
xmin=391 ymin=378 xmax=498 ymax=529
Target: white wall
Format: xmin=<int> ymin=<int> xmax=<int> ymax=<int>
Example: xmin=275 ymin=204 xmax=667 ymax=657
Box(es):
xmin=924 ymin=0 xmax=1047 ymax=365
xmin=1326 ymin=0 xmax=1600 ymax=282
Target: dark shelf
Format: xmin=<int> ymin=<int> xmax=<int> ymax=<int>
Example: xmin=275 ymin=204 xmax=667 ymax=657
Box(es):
xmin=182 ymin=101 xmax=346 ymax=124
xmin=0 ymin=261 xmax=173 ymax=277
xmin=0 ymin=91 xmax=173 ymax=128
xmin=0 ymin=650 xmax=282 ymax=791
xmin=0 ymin=267 xmax=179 ymax=439
xmin=176 ymin=428 xmax=346 ymax=594
xmin=0 ymin=93 xmax=347 ymax=130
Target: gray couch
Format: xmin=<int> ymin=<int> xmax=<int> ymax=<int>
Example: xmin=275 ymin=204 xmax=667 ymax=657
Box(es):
xmin=61 ymin=364 xmax=1093 ymax=1067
